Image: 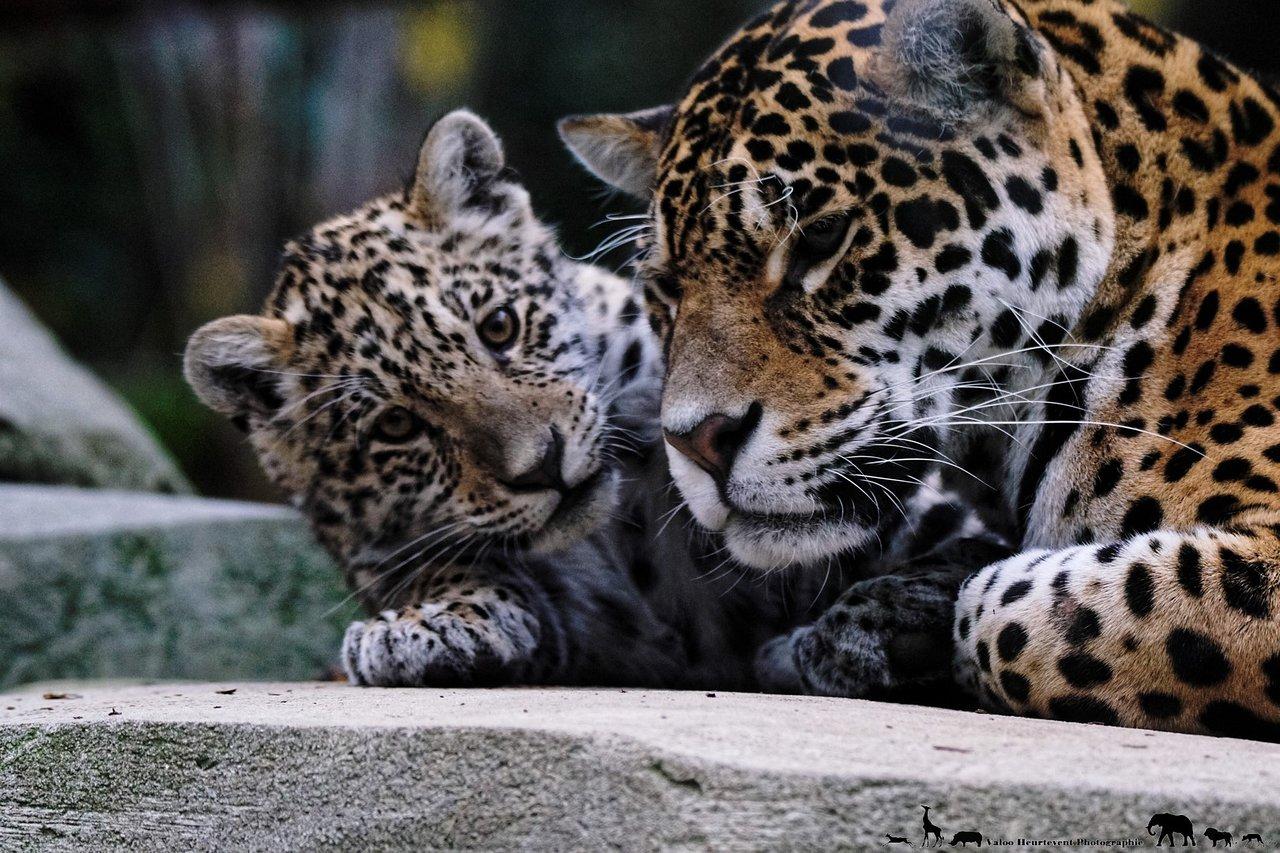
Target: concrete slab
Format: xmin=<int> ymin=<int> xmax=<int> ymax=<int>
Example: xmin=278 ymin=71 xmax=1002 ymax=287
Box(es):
xmin=1 ymin=682 xmax=1276 ymax=850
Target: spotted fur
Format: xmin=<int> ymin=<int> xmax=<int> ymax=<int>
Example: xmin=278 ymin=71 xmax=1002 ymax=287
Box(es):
xmin=188 ymin=110 xmax=1005 ymax=694
xmin=562 ymin=0 xmax=1280 ymax=738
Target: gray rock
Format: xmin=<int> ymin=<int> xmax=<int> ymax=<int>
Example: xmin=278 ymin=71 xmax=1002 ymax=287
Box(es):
xmin=0 ymin=485 xmax=354 ymax=689
xmin=0 ymin=682 xmax=1277 ymax=851
xmin=0 ymin=282 xmax=191 ymax=493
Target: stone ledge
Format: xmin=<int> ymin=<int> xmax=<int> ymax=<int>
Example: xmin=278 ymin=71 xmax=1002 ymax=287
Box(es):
xmin=1 ymin=682 xmax=1277 ymax=850
xmin=0 ymin=485 xmax=298 ymax=540
xmin=0 ymin=486 xmax=351 ymax=688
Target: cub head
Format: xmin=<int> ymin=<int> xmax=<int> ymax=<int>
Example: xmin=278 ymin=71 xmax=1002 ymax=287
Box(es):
xmin=562 ymin=0 xmax=1115 ymax=569
xmin=186 ymin=110 xmax=658 ymax=606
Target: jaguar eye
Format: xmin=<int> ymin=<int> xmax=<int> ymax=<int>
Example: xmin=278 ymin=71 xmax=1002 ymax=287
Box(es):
xmin=798 ymin=212 xmax=853 ymax=260
xmin=478 ymin=306 xmax=520 ymax=351
xmin=787 ymin=212 xmax=854 ymax=287
xmin=373 ymin=406 xmax=422 ymax=444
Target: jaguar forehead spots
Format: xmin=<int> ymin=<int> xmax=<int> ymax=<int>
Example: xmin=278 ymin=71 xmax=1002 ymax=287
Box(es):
xmin=564 ymin=0 xmax=1280 ymax=737
xmin=186 ymin=111 xmax=659 ymax=608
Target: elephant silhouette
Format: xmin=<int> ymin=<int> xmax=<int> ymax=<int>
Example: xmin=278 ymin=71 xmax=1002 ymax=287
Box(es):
xmin=950 ymin=831 xmax=983 ymax=847
xmin=1242 ymin=834 xmax=1263 ymax=844
xmin=1149 ymin=813 xmax=1196 ymax=846
xmin=1205 ymin=827 xmax=1233 ymax=847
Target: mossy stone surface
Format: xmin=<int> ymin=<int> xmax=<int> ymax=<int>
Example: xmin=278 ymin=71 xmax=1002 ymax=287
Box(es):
xmin=0 ymin=485 xmax=352 ymax=688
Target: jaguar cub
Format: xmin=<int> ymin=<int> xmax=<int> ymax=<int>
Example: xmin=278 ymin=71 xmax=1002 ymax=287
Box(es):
xmin=187 ymin=111 xmax=676 ymax=686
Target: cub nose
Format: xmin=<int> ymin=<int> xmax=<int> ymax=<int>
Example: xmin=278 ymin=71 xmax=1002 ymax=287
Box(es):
xmin=664 ymin=403 xmax=762 ymax=483
xmin=503 ymin=427 xmax=567 ymax=493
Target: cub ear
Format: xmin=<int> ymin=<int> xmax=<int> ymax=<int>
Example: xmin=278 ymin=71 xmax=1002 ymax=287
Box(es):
xmin=184 ymin=315 xmax=291 ymax=420
xmin=558 ymin=105 xmax=674 ymax=198
xmin=879 ymin=0 xmax=1044 ymax=120
xmin=410 ymin=109 xmax=507 ymax=218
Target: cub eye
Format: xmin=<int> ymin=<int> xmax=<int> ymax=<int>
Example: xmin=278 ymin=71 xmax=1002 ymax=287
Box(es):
xmin=478 ymin=306 xmax=520 ymax=351
xmin=373 ymin=406 xmax=422 ymax=444
xmin=786 ymin=211 xmax=854 ymax=287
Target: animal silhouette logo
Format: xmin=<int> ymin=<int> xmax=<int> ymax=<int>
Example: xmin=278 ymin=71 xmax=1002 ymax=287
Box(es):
xmin=949 ymin=830 xmax=984 ymax=847
xmin=883 ymin=804 xmax=1265 ymax=848
xmin=1205 ymin=827 xmax=1234 ymax=847
xmin=922 ymin=805 xmax=944 ymax=847
xmin=1148 ymin=813 xmax=1197 ymax=847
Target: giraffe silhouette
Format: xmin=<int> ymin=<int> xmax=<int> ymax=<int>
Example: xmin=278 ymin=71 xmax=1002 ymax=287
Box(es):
xmin=922 ymin=805 xmax=944 ymax=848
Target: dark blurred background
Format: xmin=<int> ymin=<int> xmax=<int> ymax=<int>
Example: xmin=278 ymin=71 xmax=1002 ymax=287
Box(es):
xmin=0 ymin=0 xmax=1273 ymax=501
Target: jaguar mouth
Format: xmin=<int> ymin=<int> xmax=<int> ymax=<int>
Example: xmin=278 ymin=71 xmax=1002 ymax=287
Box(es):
xmin=730 ymin=505 xmax=829 ymax=527
xmin=525 ymin=466 xmax=617 ymax=552
xmin=547 ymin=468 xmax=608 ymax=525
xmin=710 ymin=443 xmax=924 ymax=569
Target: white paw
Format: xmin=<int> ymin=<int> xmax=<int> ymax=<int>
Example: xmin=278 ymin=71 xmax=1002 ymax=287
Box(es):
xmin=342 ymin=601 xmax=539 ymax=687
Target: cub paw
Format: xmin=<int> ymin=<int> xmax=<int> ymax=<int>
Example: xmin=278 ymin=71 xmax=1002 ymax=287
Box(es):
xmin=342 ymin=601 xmax=538 ymax=687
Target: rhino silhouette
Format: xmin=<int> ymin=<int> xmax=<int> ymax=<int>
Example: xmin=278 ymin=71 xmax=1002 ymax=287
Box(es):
xmin=950 ymin=831 xmax=983 ymax=847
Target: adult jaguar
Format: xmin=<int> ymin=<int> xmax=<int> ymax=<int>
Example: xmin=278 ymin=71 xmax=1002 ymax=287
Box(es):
xmin=562 ymin=0 xmax=1280 ymax=737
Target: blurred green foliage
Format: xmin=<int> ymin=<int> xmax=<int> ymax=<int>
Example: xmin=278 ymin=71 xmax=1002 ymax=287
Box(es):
xmin=0 ymin=0 xmax=1271 ymax=500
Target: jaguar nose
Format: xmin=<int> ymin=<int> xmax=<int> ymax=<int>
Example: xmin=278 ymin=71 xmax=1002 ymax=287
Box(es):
xmin=664 ymin=403 xmax=762 ymax=483
xmin=503 ymin=426 xmax=568 ymax=493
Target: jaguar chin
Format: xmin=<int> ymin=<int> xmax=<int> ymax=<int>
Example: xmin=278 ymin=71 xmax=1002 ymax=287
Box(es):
xmin=723 ymin=512 xmax=878 ymax=571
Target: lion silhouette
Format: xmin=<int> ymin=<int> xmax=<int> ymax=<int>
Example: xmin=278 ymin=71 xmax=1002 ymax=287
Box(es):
xmin=1205 ymin=827 xmax=1233 ymax=847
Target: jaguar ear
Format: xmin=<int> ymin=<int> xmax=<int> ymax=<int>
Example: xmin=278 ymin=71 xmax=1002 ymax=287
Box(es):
xmin=879 ymin=0 xmax=1044 ymax=119
xmin=184 ymin=315 xmax=292 ymax=420
xmin=558 ymin=105 xmax=674 ymax=198
xmin=411 ymin=109 xmax=507 ymax=218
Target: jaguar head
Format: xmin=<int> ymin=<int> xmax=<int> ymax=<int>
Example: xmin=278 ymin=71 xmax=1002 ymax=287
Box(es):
xmin=562 ymin=0 xmax=1113 ymax=568
xmin=187 ymin=111 xmax=657 ymax=604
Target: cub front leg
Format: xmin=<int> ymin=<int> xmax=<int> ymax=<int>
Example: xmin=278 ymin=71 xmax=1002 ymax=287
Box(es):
xmin=758 ymin=537 xmax=1014 ymax=700
xmin=343 ymin=573 xmax=552 ymax=687
xmin=955 ymin=528 xmax=1280 ymax=739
